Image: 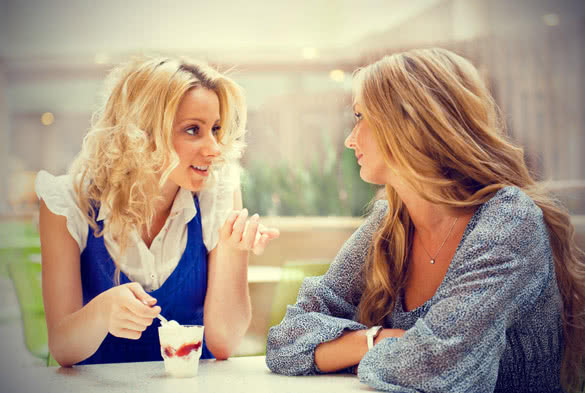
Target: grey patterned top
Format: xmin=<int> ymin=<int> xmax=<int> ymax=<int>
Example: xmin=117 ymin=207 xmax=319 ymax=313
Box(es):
xmin=265 ymin=187 xmax=564 ymax=393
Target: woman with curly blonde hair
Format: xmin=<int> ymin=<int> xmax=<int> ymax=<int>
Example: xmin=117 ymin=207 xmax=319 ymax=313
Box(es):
xmin=36 ymin=56 xmax=279 ymax=366
xmin=266 ymin=48 xmax=584 ymax=392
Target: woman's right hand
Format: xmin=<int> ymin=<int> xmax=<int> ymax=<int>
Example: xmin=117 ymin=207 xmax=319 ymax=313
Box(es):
xmin=99 ymin=282 xmax=161 ymax=340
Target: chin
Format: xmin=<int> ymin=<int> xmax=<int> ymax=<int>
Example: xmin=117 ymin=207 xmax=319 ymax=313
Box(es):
xmin=175 ymin=178 xmax=204 ymax=193
xmin=187 ymin=182 xmax=204 ymax=192
xmin=359 ymin=170 xmax=383 ymax=186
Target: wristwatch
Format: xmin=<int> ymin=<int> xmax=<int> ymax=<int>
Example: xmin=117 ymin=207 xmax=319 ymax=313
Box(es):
xmin=365 ymin=325 xmax=383 ymax=350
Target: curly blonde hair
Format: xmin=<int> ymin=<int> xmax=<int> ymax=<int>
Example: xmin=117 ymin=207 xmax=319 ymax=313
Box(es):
xmin=354 ymin=48 xmax=585 ymax=392
xmin=69 ymin=55 xmax=246 ymax=265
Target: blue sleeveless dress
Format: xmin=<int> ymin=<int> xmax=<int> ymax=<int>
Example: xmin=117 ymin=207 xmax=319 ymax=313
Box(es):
xmin=78 ymin=196 xmax=214 ymax=364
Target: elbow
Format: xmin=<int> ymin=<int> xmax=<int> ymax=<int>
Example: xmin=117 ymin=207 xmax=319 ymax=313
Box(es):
xmin=265 ymin=348 xmax=311 ymax=376
xmin=48 ymin=342 xmax=75 ymax=368
xmin=205 ymin=313 xmax=251 ymax=360
xmin=211 ymin=348 xmax=231 ymax=361
xmin=265 ymin=340 xmax=307 ymax=376
xmin=207 ymin=341 xmax=234 ymax=360
xmin=205 ymin=326 xmax=247 ymax=360
xmin=48 ymin=333 xmax=90 ymax=367
xmin=265 ymin=347 xmax=281 ymax=373
xmin=265 ymin=331 xmax=284 ymax=373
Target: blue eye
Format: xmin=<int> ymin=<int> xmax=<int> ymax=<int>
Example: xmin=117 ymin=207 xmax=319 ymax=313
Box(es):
xmin=212 ymin=125 xmax=221 ymax=135
xmin=186 ymin=125 xmax=200 ymax=135
xmin=354 ymin=112 xmax=363 ymax=122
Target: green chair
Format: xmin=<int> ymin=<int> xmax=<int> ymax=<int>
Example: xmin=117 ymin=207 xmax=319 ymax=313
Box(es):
xmin=238 ymin=259 xmax=330 ymax=357
xmin=0 ymin=238 xmax=41 ymax=278
xmin=7 ymin=259 xmax=55 ymax=366
xmin=268 ymin=259 xmax=331 ymax=332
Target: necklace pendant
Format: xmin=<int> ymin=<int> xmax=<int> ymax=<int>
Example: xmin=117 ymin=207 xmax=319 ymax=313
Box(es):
xmin=430 ymin=259 xmax=435 ymax=264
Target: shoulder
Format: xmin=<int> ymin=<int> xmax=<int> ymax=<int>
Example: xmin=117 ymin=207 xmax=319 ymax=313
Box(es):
xmin=35 ymin=170 xmax=89 ymax=251
xmin=433 ymin=187 xmax=557 ymax=321
xmin=35 ymin=171 xmax=80 ymax=209
xmin=471 ymin=186 xmax=548 ymax=246
xmin=451 ymin=186 xmax=553 ymax=286
xmin=339 ymin=199 xmax=387 ymax=254
xmin=365 ymin=199 xmax=388 ymax=231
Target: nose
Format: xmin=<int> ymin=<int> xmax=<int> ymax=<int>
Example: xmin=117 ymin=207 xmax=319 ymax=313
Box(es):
xmin=344 ymin=126 xmax=356 ymax=149
xmin=203 ymin=133 xmax=221 ymax=158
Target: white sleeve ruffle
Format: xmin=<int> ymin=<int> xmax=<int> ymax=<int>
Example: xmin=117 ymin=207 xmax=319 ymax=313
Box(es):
xmin=199 ymin=163 xmax=240 ymax=252
xmin=34 ymin=170 xmax=89 ymax=252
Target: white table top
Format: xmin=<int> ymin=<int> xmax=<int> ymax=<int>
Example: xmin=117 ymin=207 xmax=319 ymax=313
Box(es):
xmin=5 ymin=356 xmax=369 ymax=393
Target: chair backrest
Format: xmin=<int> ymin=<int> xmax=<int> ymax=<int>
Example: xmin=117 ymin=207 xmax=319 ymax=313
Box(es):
xmin=7 ymin=259 xmax=49 ymax=361
xmin=268 ymin=259 xmax=331 ymax=329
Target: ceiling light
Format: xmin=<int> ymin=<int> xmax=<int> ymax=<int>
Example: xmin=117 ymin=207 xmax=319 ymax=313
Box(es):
xmin=543 ymin=13 xmax=559 ymax=26
xmin=41 ymin=112 xmax=54 ymax=126
xmin=329 ymin=69 xmax=345 ymax=82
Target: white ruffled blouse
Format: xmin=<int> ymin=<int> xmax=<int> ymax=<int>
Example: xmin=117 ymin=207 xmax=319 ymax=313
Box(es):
xmin=35 ymin=164 xmax=239 ymax=291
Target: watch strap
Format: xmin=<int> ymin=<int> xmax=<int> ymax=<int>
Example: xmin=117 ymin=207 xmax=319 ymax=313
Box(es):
xmin=366 ymin=325 xmax=382 ymax=350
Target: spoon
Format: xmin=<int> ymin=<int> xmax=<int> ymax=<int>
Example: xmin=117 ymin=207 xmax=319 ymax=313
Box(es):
xmin=142 ymin=299 xmax=169 ymax=324
xmin=157 ymin=314 xmax=169 ymax=325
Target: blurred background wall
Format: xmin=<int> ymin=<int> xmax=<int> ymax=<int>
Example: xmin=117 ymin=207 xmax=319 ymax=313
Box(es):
xmin=1 ymin=0 xmax=583 ymax=217
xmin=0 ymin=0 xmax=583 ymax=362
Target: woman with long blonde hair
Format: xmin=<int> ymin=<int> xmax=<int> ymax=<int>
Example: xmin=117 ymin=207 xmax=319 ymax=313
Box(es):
xmin=37 ymin=56 xmax=279 ymax=366
xmin=266 ymin=48 xmax=584 ymax=392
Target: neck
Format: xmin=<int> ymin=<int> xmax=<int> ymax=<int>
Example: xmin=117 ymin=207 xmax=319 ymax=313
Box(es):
xmin=390 ymin=178 xmax=468 ymax=238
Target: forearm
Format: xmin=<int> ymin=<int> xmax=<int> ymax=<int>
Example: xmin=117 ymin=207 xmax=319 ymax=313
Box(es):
xmin=204 ymin=248 xmax=252 ymax=359
xmin=315 ymin=330 xmax=369 ymax=373
xmin=315 ymin=328 xmax=406 ymax=373
xmin=47 ymin=294 xmax=109 ymax=366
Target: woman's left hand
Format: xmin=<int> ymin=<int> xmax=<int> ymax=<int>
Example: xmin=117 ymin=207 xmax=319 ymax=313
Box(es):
xmin=218 ymin=208 xmax=280 ymax=255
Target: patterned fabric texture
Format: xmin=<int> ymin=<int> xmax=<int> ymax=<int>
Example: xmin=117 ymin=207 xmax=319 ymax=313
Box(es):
xmin=266 ymin=187 xmax=564 ymax=393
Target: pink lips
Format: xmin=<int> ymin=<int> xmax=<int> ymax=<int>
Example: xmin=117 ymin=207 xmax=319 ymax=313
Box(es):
xmin=356 ymin=154 xmax=363 ymax=165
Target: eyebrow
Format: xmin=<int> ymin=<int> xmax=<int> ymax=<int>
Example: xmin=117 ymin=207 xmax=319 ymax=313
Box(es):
xmin=178 ymin=117 xmax=220 ymax=126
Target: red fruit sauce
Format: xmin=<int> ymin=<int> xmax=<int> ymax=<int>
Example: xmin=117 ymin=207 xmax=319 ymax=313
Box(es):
xmin=163 ymin=341 xmax=202 ymax=358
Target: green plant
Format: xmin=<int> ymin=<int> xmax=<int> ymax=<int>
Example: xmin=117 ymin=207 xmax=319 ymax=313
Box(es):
xmin=241 ymin=144 xmax=377 ymax=217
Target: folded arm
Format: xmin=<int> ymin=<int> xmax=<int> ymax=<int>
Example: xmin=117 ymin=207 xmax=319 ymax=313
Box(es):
xmin=265 ymin=201 xmax=387 ymax=375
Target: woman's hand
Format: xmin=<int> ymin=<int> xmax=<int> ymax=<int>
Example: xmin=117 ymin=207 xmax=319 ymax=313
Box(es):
xmin=99 ymin=282 xmax=161 ymax=340
xmin=218 ymin=208 xmax=280 ymax=256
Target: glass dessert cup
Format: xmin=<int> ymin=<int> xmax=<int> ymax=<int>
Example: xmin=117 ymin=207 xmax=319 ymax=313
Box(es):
xmin=158 ymin=323 xmax=204 ymax=378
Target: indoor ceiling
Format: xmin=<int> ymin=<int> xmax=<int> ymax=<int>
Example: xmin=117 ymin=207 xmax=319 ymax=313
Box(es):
xmin=0 ymin=0 xmax=443 ymax=62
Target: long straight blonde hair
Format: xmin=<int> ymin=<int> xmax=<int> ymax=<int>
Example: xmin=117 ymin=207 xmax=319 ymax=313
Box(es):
xmin=69 ymin=56 xmax=246 ymax=269
xmin=354 ymin=48 xmax=584 ymax=392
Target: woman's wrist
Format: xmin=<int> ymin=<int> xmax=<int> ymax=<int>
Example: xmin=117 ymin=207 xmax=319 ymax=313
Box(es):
xmin=90 ymin=290 xmax=114 ymax=334
xmin=216 ymin=243 xmax=249 ymax=264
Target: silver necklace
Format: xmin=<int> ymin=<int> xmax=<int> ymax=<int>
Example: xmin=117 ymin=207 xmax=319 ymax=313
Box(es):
xmin=419 ymin=217 xmax=459 ymax=264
